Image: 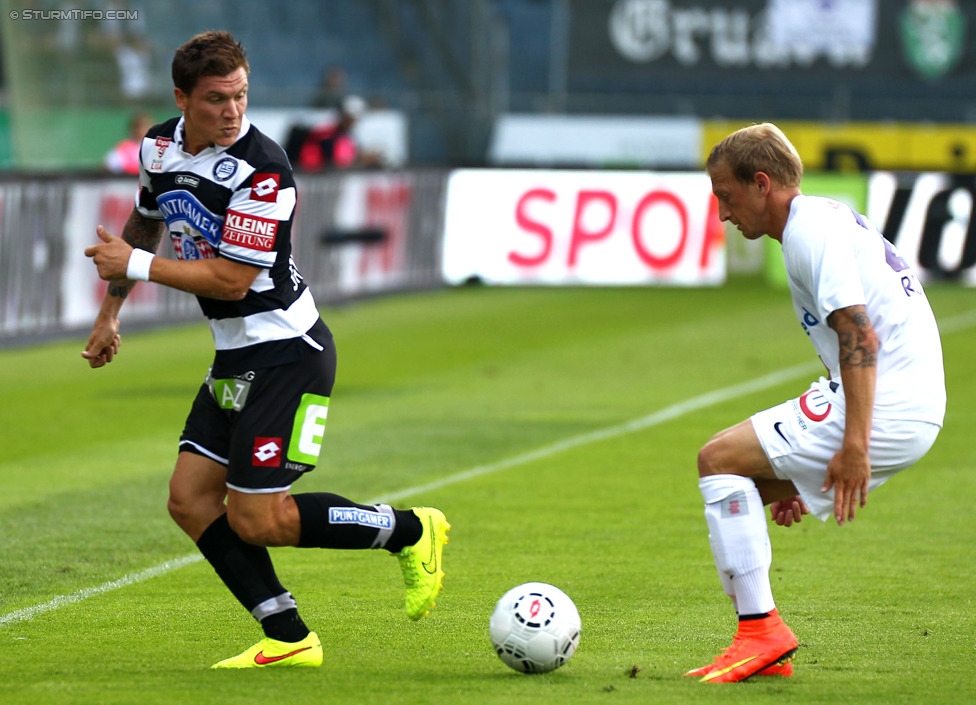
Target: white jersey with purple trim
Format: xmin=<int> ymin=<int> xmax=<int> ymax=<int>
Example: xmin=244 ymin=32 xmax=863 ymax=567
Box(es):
xmin=135 ymin=115 xmax=331 ymax=377
xmin=781 ymin=195 xmax=945 ymax=425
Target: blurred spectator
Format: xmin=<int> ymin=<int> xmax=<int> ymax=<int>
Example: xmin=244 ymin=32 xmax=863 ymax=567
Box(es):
xmin=311 ymin=66 xmax=348 ymax=110
xmin=104 ymin=111 xmax=152 ymax=174
xmin=294 ymin=95 xmax=383 ymax=171
xmin=99 ymin=1 xmax=155 ymax=100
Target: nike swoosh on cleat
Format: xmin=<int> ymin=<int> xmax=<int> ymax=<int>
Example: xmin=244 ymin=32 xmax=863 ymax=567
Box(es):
xmin=700 ymin=655 xmax=759 ymax=682
xmin=253 ymin=646 xmax=312 ymax=665
xmin=421 ymin=517 xmax=438 ymax=575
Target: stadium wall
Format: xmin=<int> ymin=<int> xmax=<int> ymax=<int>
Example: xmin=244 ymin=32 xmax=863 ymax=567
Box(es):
xmin=0 ymin=170 xmax=449 ymax=343
xmin=1 ymin=168 xmax=974 ymax=345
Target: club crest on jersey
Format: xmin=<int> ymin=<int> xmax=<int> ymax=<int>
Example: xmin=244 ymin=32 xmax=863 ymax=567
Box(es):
xmin=798 ymin=389 xmax=832 ymax=423
xmin=213 ymin=157 xmax=238 ymax=181
xmin=223 ymin=210 xmax=278 ymax=251
xmin=250 ymin=173 xmax=280 ymax=202
xmin=252 ymin=437 xmax=283 ymax=467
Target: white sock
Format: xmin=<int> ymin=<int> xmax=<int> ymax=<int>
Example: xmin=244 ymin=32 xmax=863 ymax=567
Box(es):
xmin=716 ymin=568 xmax=738 ymax=612
xmin=700 ymin=474 xmax=775 ymax=616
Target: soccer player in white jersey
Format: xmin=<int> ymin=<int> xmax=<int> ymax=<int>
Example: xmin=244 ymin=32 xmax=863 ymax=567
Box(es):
xmin=688 ymin=123 xmax=946 ymax=683
xmin=82 ymin=31 xmax=449 ymax=669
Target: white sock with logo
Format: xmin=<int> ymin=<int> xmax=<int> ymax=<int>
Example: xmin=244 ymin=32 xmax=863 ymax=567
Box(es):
xmin=700 ymin=474 xmax=775 ymax=616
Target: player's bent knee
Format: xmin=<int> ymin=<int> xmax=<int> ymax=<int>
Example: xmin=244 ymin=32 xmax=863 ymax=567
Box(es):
xmin=167 ymin=492 xmax=221 ymax=537
xmin=167 ymin=493 xmax=196 ymax=527
xmin=697 ymin=439 xmax=722 ymax=478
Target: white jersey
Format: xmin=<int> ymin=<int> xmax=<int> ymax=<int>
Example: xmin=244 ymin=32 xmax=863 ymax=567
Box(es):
xmin=781 ymin=195 xmax=945 ymax=426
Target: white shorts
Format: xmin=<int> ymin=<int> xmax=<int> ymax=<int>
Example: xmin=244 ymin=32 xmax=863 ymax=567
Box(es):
xmin=751 ymin=379 xmax=941 ymax=521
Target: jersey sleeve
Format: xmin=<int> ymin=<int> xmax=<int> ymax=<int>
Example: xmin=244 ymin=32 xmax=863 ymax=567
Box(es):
xmin=134 ymin=135 xmax=164 ymax=220
xmin=793 ymin=204 xmax=867 ymax=321
xmin=219 ymin=167 xmax=298 ymax=269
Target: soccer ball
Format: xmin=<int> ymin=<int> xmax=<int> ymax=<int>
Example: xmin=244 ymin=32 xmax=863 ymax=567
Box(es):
xmin=489 ymin=582 xmax=581 ymax=673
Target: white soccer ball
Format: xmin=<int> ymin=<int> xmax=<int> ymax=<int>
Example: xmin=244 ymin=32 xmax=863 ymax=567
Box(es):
xmin=489 ymin=582 xmax=581 ymax=674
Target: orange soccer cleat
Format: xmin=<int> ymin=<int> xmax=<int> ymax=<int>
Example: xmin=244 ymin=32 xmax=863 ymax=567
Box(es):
xmin=688 ymin=610 xmax=798 ymax=683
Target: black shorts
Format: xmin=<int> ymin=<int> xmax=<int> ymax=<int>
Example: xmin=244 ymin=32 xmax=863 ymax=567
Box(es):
xmin=179 ymin=339 xmax=337 ymax=493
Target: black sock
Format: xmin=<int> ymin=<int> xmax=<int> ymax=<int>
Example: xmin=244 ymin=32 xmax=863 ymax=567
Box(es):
xmin=260 ymin=608 xmax=311 ymax=643
xmin=196 ymin=514 xmax=309 ymax=640
xmin=293 ymin=492 xmax=422 ymax=552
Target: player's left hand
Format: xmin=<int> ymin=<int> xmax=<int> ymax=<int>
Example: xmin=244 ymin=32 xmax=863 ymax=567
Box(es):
xmin=821 ymin=445 xmax=871 ymax=526
xmin=769 ymin=495 xmax=809 ymax=527
xmin=81 ymin=316 xmax=121 ymax=368
xmin=85 ymin=225 xmax=133 ymax=281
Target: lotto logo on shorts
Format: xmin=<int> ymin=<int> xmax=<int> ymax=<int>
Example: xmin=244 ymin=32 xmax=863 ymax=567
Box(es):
xmin=799 ymin=389 xmax=832 ymax=422
xmin=252 ymin=437 xmax=283 ymax=467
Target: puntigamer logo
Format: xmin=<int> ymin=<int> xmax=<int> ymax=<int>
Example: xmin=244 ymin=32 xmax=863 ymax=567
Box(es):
xmin=156 ymin=191 xmax=223 ymax=245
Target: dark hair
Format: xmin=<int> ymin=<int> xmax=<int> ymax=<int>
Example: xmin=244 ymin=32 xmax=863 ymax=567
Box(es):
xmin=706 ymin=122 xmax=803 ymax=188
xmin=171 ymin=30 xmax=249 ymax=96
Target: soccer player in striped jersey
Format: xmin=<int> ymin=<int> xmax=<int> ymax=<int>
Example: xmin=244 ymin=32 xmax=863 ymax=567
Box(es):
xmin=83 ymin=30 xmax=449 ymax=669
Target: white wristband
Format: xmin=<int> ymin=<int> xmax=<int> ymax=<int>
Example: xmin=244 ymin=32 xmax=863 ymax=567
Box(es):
xmin=126 ymin=248 xmax=155 ymax=282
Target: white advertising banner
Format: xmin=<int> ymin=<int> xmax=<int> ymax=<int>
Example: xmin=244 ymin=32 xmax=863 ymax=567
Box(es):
xmin=488 ymin=114 xmax=702 ymax=169
xmin=330 ymin=173 xmax=414 ymax=296
xmin=442 ymin=169 xmax=725 ymax=286
xmin=867 ymin=171 xmax=976 ymax=285
xmin=62 ymin=180 xmax=164 ymax=328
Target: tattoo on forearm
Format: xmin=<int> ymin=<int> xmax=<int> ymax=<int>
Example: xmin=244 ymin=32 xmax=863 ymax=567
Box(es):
xmin=108 ymin=282 xmax=129 ymax=299
xmin=836 ymin=310 xmax=877 ymax=369
xmin=121 ymin=210 xmax=164 ymax=252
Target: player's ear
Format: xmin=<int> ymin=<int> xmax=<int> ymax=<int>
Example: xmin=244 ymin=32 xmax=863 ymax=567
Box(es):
xmin=174 ymin=88 xmax=188 ymax=112
xmin=755 ymin=171 xmax=771 ymax=194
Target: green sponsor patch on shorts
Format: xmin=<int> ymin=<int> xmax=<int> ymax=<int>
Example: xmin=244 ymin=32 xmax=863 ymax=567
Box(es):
xmin=211 ymin=377 xmax=251 ymax=411
xmin=288 ymin=393 xmax=330 ymax=465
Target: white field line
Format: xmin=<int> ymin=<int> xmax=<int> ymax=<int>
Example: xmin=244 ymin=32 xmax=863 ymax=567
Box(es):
xmin=3 ymin=309 xmax=973 ymax=628
xmin=0 ymin=555 xmax=202 ymax=627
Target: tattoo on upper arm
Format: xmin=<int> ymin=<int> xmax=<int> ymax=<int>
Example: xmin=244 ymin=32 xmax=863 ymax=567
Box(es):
xmin=830 ymin=306 xmax=877 ymax=369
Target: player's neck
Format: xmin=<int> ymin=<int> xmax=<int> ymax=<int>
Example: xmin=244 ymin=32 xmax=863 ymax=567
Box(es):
xmin=767 ymin=189 xmax=801 ymax=242
xmin=180 ymin=124 xmax=213 ymax=156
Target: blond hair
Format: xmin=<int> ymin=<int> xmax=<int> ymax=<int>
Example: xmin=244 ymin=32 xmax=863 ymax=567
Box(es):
xmin=706 ymin=123 xmax=803 ymax=187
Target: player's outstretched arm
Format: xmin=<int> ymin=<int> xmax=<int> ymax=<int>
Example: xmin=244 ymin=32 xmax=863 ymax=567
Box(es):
xmin=82 ymin=209 xmax=164 ymax=368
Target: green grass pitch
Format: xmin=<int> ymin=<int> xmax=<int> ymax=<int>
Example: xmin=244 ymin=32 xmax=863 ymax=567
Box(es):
xmin=0 ymin=277 xmax=974 ymax=704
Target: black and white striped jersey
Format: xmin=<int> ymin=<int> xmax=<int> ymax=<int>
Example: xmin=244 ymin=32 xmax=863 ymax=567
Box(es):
xmin=135 ymin=115 xmax=331 ymax=377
